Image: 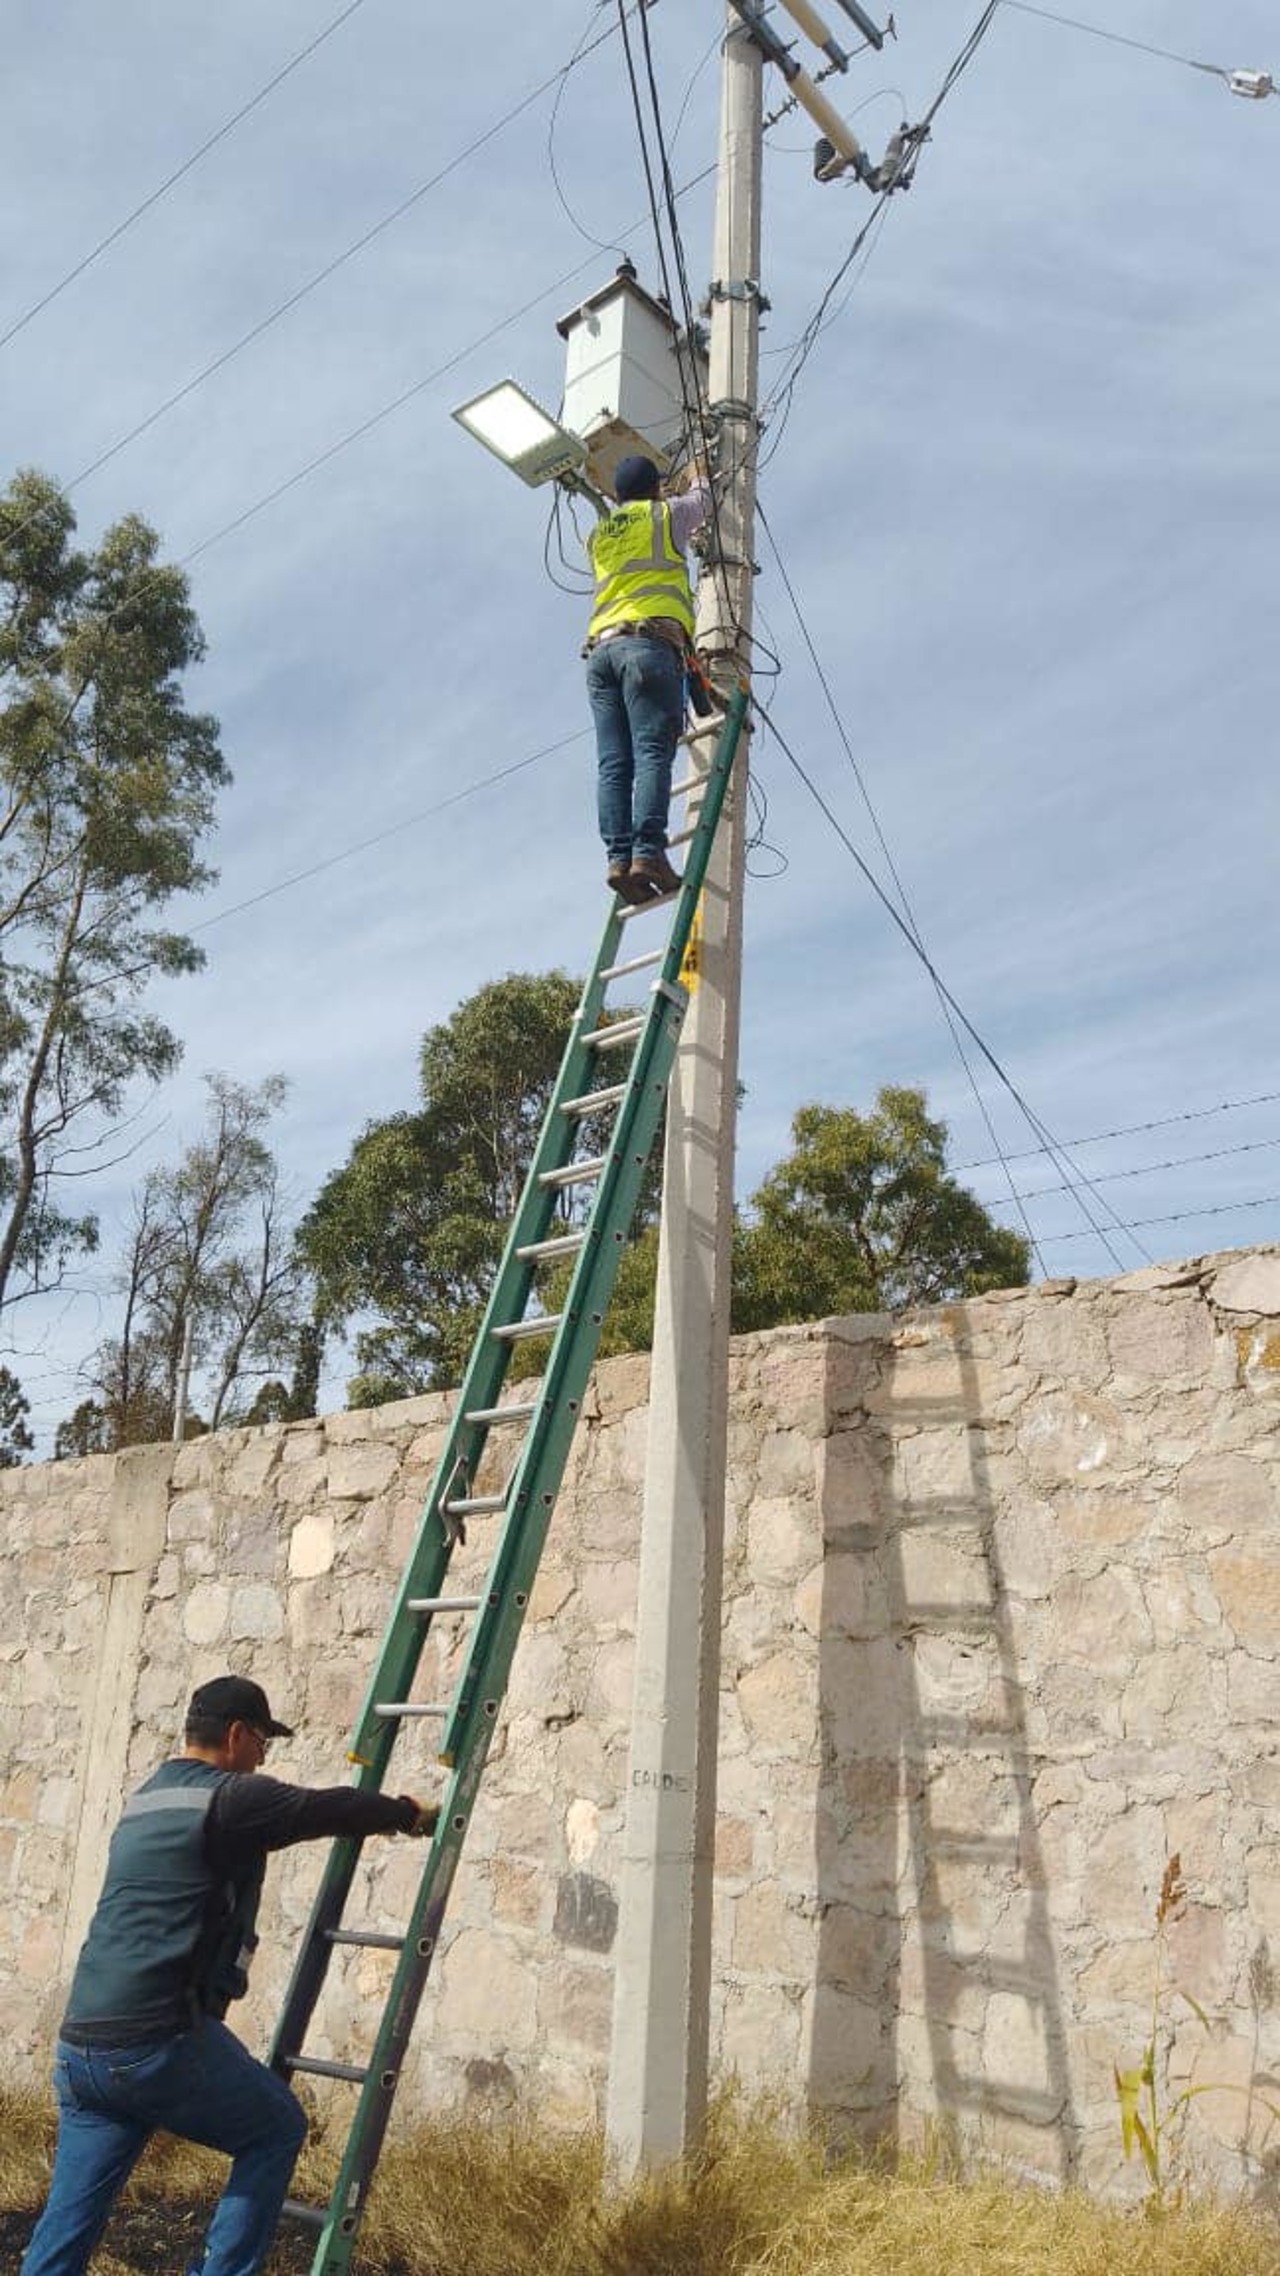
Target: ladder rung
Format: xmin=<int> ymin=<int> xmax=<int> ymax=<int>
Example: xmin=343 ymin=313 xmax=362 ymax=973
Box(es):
xmin=582 ymin=1016 xmax=644 ymax=1050
xmin=325 ymin=1928 xmax=405 ymax=1951
xmin=669 ymin=772 xmax=702 ymax=800
xmin=560 ymin=1085 xmax=626 ymax=1115
xmin=443 ymin=1492 xmax=508 ymax=1516
xmin=601 ymin=949 xmax=662 ymax=982
xmin=282 ymin=2199 xmax=328 ymax=2230
xmin=679 ymin=711 xmax=726 ymax=743
xmin=375 ymin=1700 xmax=450 ymax=1718
xmin=492 ymin=1312 xmax=564 ymax=1342
xmin=288 ymin=2056 xmax=369 ymax=2084
xmin=667 ymin=824 xmax=695 ymax=848
xmin=539 ymin=1155 xmax=606 ymax=1188
xmin=617 ymin=888 xmax=677 ymax=921
xmin=408 ymin=1594 xmax=484 ymax=1614
xmin=516 ymin=1231 xmax=586 ymax=1263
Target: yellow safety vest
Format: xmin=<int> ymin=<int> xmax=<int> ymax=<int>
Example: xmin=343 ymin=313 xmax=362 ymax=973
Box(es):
xmin=586 ymin=500 xmax=695 ymax=644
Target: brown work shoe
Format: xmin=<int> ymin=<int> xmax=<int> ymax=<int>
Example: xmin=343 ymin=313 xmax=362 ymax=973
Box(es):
xmin=630 ymin=852 xmax=682 ymax=898
xmin=607 ymin=861 xmax=651 ymax=905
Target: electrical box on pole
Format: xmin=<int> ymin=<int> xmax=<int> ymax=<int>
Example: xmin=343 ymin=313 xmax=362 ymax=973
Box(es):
xmin=558 ymin=261 xmax=707 ymax=492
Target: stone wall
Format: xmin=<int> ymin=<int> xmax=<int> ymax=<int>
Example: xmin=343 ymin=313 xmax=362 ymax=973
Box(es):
xmin=4 ymin=1246 xmax=1280 ymax=2196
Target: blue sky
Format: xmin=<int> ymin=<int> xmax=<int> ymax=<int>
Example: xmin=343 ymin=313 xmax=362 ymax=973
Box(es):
xmin=2 ymin=1 xmax=1277 ymax=1442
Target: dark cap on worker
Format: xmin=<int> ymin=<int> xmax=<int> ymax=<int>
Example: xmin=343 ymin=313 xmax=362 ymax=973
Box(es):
xmin=188 ymin=1674 xmax=293 ymax=1739
xmin=613 ymin=453 xmax=661 ymax=502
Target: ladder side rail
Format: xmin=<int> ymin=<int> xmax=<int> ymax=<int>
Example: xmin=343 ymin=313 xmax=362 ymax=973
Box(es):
xmin=270 ymin=920 xmax=628 ymax=2074
xmin=298 ymin=691 xmax=751 ymax=2265
xmin=301 ymin=1002 xmax=691 ymax=2276
xmin=441 ymin=1015 xmax=687 ymax=1765
xmin=337 ymin=915 xmax=631 ymax=1773
xmin=438 ymin=688 xmax=747 ymax=1764
xmin=304 ymin=691 xmax=749 ymax=2265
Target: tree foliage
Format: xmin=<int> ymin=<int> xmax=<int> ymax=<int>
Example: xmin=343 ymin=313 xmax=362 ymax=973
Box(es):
xmin=0 ymin=1363 xmax=33 ymax=1466
xmin=301 ymin=962 xmax=1027 ymax=1406
xmin=299 ymin=972 xmax=628 ymax=1401
xmin=0 ymin=468 xmax=227 ymax=1313
xmin=55 ymin=1074 xmax=306 ymax=1453
xmin=731 ymin=1088 xmax=1030 ymax=1331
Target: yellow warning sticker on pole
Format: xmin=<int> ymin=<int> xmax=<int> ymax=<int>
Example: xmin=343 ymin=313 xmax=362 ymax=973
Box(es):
xmin=680 ymin=896 xmax=704 ymax=991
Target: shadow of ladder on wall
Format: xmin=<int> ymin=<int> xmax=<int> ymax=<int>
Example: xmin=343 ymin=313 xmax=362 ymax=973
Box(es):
xmin=268 ymin=685 xmax=749 ymax=2276
xmin=891 ymin=1319 xmax=1078 ymax=2174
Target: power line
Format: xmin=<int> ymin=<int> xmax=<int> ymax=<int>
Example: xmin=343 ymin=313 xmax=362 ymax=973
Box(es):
xmin=1037 ymin=1192 xmax=1280 ymax=1246
xmin=756 ymin=500 xmax=1046 ymax=1274
xmin=15 ymin=19 xmax=622 ymax=532
xmin=760 ymin=2 xmax=1000 ymax=456
xmin=57 ymin=731 xmax=591 ymax=1004
xmin=755 ymin=701 xmax=1147 ymax=1270
xmin=997 ymin=0 xmax=1259 ymax=86
xmin=981 ymin=1132 xmax=1280 ymax=1206
xmin=624 ymin=0 xmax=744 ymax=643
xmin=955 ymin=1090 xmax=1280 ymax=1172
xmin=0 ymin=0 xmax=375 ymax=356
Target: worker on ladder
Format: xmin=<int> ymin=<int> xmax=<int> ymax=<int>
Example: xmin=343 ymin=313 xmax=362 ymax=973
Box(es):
xmin=583 ymin=451 xmax=709 ymax=903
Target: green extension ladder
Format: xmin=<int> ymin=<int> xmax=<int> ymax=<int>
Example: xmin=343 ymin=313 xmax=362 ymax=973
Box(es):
xmin=271 ymin=683 xmax=748 ymax=2274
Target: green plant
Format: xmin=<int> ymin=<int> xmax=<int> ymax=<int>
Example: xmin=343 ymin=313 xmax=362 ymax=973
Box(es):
xmin=1114 ymin=1853 xmax=1280 ymax=2209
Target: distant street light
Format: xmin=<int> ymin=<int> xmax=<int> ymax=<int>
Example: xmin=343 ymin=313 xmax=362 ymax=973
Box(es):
xmin=451 ymin=380 xmax=587 ymax=488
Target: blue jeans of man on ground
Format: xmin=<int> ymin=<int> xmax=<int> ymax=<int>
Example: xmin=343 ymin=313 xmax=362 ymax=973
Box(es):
xmin=586 ymin=633 xmax=684 ymax=866
xmin=20 ymin=2019 xmax=308 ymax=2276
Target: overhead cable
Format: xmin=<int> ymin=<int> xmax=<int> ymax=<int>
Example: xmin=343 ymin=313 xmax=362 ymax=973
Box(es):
xmin=757 ymin=500 xmax=1045 ymax=1273
xmin=985 ymin=1133 xmax=1280 ymax=1206
xmin=0 ymin=0 xmax=375 ymax=356
xmin=998 ymin=1 xmax=1274 ymax=93
xmin=755 ymin=701 xmax=1147 ymax=1269
xmin=14 ymin=17 xmax=622 ymax=531
xmin=956 ymin=1090 xmax=1280 ymax=1172
xmin=1037 ymin=1192 xmax=1280 ymax=1245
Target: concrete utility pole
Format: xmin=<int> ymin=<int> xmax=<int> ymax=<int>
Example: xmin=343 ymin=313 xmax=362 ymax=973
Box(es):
xmin=606 ymin=4 xmax=763 ymax=2175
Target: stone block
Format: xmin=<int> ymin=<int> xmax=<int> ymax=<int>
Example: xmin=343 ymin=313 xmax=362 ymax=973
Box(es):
xmin=714 ymin=1815 xmax=755 ymax=1879
xmin=718 ymin=1978 xmax=802 ymax=2085
xmin=814 ymin=1432 xmax=888 ymax=1536
xmin=1105 ymin=1294 xmax=1214 ymax=1384
xmin=228 ymin=1584 xmax=284 ymax=1642
xmin=552 ymin=1870 xmax=617 ymax=1954
xmin=793 ymin=1553 xmax=881 ymax=1640
xmin=747 ymin=1494 xmax=817 ymax=1585
xmin=1211 ymin=1256 xmax=1280 ymax=1316
xmin=182 ymin=1581 xmax=230 ymax=1645
xmin=168 ymin=1490 xmax=217 ymax=1543
xmin=288 ymin=1511 xmax=334 ymax=1580
xmin=541 ymin=1957 xmax=613 ymax=2052
xmin=802 ymin=1981 xmax=889 ymax=2108
xmin=325 ymin=1443 xmax=399 ymax=1501
xmin=436 ymin=1927 xmax=537 ymax=2051
xmin=1180 ymin=1450 xmax=1277 ymax=1535
xmin=731 ymin=1881 xmax=816 ymax=1978
xmin=1210 ymin=1549 xmax=1280 ymax=1647
xmin=489 ymin=1858 xmax=544 ymax=1929
xmin=736 ymin=1649 xmax=819 ymax=1757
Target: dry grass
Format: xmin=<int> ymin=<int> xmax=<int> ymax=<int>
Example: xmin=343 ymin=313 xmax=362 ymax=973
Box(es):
xmin=3 ymin=2084 xmax=1279 ymax=2276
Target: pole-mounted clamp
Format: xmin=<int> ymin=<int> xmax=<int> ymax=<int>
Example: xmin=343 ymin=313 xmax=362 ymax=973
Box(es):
xmin=707 ymin=396 xmax=759 ymax=428
xmin=708 ymin=277 xmax=772 ymax=311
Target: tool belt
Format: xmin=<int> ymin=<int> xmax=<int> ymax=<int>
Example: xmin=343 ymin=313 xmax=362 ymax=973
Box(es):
xmin=585 ymin=618 xmax=686 ymax=655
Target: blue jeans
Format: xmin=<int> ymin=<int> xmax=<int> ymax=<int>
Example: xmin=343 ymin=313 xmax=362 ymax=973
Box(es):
xmin=586 ymin=634 xmax=685 ymax=865
xmin=21 ymin=2023 xmax=307 ymax=2276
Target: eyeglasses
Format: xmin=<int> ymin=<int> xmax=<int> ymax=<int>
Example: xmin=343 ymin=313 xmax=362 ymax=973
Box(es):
xmin=246 ymin=1724 xmax=271 ymax=1758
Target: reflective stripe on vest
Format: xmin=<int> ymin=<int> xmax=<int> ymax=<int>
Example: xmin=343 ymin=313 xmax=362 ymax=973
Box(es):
xmin=587 ymin=499 xmax=695 ymax=643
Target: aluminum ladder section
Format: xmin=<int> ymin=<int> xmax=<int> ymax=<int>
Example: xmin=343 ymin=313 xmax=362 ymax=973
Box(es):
xmin=270 ymin=682 xmax=749 ymax=2275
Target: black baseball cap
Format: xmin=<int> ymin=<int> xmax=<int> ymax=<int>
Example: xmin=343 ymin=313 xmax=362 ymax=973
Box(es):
xmin=188 ymin=1675 xmax=293 ymax=1739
